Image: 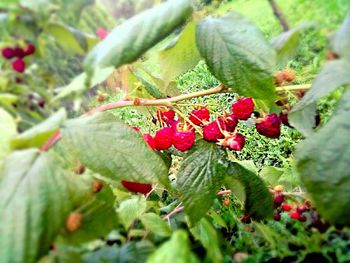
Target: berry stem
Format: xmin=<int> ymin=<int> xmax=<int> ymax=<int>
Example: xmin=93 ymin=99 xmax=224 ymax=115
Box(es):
xmin=173 ymin=108 xmax=203 ymax=136
xmin=275 ymin=84 xmax=311 ymax=93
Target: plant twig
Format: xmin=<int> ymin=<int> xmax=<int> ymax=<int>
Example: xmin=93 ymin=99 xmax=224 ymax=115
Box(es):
xmin=163 ymin=205 xmax=184 ymax=221
xmin=267 ymin=0 xmax=290 ymax=31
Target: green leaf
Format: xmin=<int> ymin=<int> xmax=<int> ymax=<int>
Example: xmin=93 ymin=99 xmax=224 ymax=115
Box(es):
xmin=61 ymin=112 xmax=169 ymax=186
xmin=0 ymin=93 xmax=18 ymax=105
xmin=0 ymin=108 xmax=16 ymax=171
xmin=271 ymin=22 xmax=314 ymax=68
xmin=296 ymin=89 xmax=350 ymax=225
xmin=117 ymin=196 xmax=147 ymax=229
xmin=159 ymin=21 xmax=201 ymax=85
xmin=290 ymin=60 xmax=350 ymax=136
xmin=147 ymin=231 xmax=199 ymax=263
xmin=260 ymin=166 xmax=284 ymax=186
xmin=0 ymin=149 xmax=76 ymax=263
xmin=46 ymin=23 xmax=99 ymax=55
xmin=54 ymin=67 xmax=114 ymax=100
xmin=177 ymin=140 xmax=227 ymax=225
xmin=332 ymin=12 xmax=350 ymax=60
xmin=83 ymin=241 xmax=155 ymax=263
xmin=11 ymin=108 xmax=66 ymax=149
xmin=59 ymin=183 xmax=118 ymax=244
xmin=226 ymin=162 xmax=273 ymax=220
xmin=84 ymin=0 xmax=192 ymax=71
xmin=190 ymin=218 xmax=223 ymax=263
xmin=196 ymin=12 xmax=276 ymax=100
xmin=253 ymin=222 xmax=280 ymax=249
xmin=140 ymin=213 xmax=172 ymax=237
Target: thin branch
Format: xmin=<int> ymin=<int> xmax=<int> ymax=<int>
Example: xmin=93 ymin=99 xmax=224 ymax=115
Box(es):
xmin=267 ymin=0 xmax=290 ymax=31
xmin=162 ymin=206 xmax=184 ymax=221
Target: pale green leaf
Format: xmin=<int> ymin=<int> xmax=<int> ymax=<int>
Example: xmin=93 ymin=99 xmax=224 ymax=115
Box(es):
xmin=0 ymin=108 xmax=16 ymax=171
xmin=140 ymin=213 xmax=172 ymax=237
xmin=332 ymin=12 xmax=350 ymax=60
xmin=117 ymin=196 xmax=147 ymax=229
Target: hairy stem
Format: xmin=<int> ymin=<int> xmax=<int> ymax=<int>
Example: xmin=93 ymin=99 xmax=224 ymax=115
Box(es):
xmin=267 ymin=0 xmax=290 ymax=31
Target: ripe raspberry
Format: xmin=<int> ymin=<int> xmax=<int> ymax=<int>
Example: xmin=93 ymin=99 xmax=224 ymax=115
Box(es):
xmin=172 ymin=131 xmax=195 ymax=151
xmin=158 ymin=109 xmax=176 ymax=126
xmin=274 ymin=193 xmax=284 ymax=207
xmin=279 ymin=112 xmax=290 ymax=127
xmin=24 ymin=43 xmax=35 ymax=56
xmin=1 ymin=47 xmax=15 ymax=59
xmin=96 ymin=27 xmax=108 ymax=39
xmin=218 ymin=115 xmax=238 ymax=132
xmin=203 ymin=121 xmax=224 ymax=142
xmin=274 ymin=213 xmax=281 ymax=221
xmin=296 ymin=206 xmax=308 ymax=214
xmin=66 ymin=212 xmax=82 ymax=232
xmin=189 ymin=107 xmax=210 ymax=125
xmin=142 ymin=133 xmax=156 ymax=150
xmin=289 ymin=211 xmax=300 ymax=220
xmin=12 ymin=58 xmax=25 ymax=73
xmin=256 ymin=113 xmax=281 ymax=139
xmin=154 ymin=127 xmax=173 ymax=150
xmin=92 ymin=180 xmax=104 ymax=193
xmin=298 ymin=214 xmax=307 ymax=222
xmin=13 ymin=47 xmax=24 ymax=58
xmin=219 ymin=133 xmax=245 ymax=151
xmin=231 ymin=97 xmax=254 ymax=120
xmin=281 ymin=203 xmax=292 ymax=212
xmin=121 ymin=180 xmax=152 ymax=195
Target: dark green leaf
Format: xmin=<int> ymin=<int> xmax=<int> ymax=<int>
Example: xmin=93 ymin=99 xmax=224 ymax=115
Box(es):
xmin=159 ymin=21 xmax=201 ymax=85
xmin=226 ymin=162 xmax=273 ymax=220
xmin=190 ymin=218 xmax=223 ymax=263
xmin=0 ymin=149 xmax=75 ymax=263
xmin=147 ymin=231 xmax=199 ymax=263
xmin=11 ymin=108 xmax=66 ymax=149
xmin=271 ymin=22 xmax=314 ymax=68
xmin=196 ymin=12 xmax=276 ymax=100
xmin=177 ymin=140 xmax=227 ymax=225
xmin=46 ymin=23 xmax=99 ymax=55
xmin=140 ymin=213 xmax=172 ymax=237
xmin=289 ymin=60 xmax=350 ymax=136
xmin=296 ymin=89 xmax=350 ymax=225
xmin=332 ymin=12 xmax=350 ymax=60
xmin=84 ymin=0 xmax=192 ymax=71
xmin=83 ymin=241 xmax=155 ymax=263
xmin=61 ymin=112 xmax=169 ymax=186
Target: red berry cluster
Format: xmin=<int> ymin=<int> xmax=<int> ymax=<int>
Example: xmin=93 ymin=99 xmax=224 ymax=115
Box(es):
xmin=1 ymin=43 xmax=35 ymax=73
xmin=272 ymin=186 xmax=309 ymax=222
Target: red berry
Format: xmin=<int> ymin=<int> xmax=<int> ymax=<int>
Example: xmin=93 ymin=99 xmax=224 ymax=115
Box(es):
xmin=231 ymin=97 xmax=254 ymax=120
xmin=1 ymin=47 xmax=15 ymax=59
xmin=274 ymin=213 xmax=281 ymax=221
xmin=298 ymin=214 xmax=307 ymax=222
xmin=132 ymin=126 xmax=140 ymax=132
xmin=173 ymin=131 xmax=195 ymax=151
xmin=203 ymin=121 xmax=224 ymax=142
xmin=13 ymin=47 xmax=25 ymax=58
xmin=218 ymin=115 xmax=238 ymax=132
xmin=289 ymin=211 xmax=300 ymax=220
xmin=142 ymin=133 xmax=156 ymax=150
xmin=296 ymin=206 xmax=308 ymax=214
xmin=66 ymin=212 xmax=82 ymax=232
xmin=281 ymin=203 xmax=292 ymax=212
xmin=38 ymin=98 xmax=46 ymax=108
xmin=12 ymin=58 xmax=26 ymax=73
xmin=154 ymin=127 xmax=173 ymax=150
xmin=279 ymin=112 xmax=291 ymax=127
xmin=256 ymin=113 xmax=281 ymax=139
xmin=121 ymin=180 xmax=152 ymax=195
xmin=189 ymin=107 xmax=210 ymax=125
xmin=241 ymin=215 xmax=251 ymax=224
xmin=24 ymin=43 xmax=35 ymax=56
xmin=228 ymin=133 xmax=245 ymax=151
xmin=274 ymin=193 xmax=284 ymax=207
xmin=158 ymin=109 xmax=176 ymax=126
xmin=96 ymin=27 xmax=108 ymax=39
